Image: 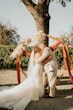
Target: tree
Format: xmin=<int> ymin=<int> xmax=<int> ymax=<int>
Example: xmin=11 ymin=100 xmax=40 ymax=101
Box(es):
xmin=0 ymin=22 xmax=20 ymax=45
xmin=21 ymin=0 xmax=71 ymax=45
xmin=60 ymin=27 xmax=73 ymax=46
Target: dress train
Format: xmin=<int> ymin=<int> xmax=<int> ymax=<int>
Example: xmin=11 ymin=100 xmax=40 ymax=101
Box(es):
xmin=0 ymin=64 xmax=44 ymax=110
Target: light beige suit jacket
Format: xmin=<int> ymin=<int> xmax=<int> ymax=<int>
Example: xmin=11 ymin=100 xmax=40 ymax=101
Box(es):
xmin=35 ymin=47 xmax=57 ymax=73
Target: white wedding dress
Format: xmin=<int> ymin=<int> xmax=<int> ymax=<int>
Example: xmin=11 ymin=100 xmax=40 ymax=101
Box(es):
xmin=0 ymin=51 xmax=44 ymax=110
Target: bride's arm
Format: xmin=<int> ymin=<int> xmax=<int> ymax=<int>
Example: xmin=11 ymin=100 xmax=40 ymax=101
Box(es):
xmin=42 ymin=55 xmax=52 ymax=65
xmin=22 ymin=38 xmax=31 ymax=46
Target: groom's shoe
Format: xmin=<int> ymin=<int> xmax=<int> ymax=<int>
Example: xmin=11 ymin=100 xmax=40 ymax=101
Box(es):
xmin=48 ymin=96 xmax=54 ymax=98
xmin=44 ymin=94 xmax=49 ymax=98
xmin=44 ymin=93 xmax=54 ymax=98
xmin=45 ymin=95 xmax=54 ymax=98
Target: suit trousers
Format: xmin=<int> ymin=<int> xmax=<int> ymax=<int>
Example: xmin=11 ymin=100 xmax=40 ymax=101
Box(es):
xmin=46 ymin=70 xmax=57 ymax=97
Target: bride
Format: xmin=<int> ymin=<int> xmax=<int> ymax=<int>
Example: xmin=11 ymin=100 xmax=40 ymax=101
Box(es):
xmin=0 ymin=46 xmax=44 ymax=110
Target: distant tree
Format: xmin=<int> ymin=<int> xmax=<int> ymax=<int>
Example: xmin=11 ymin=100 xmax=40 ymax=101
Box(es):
xmin=21 ymin=0 xmax=71 ymax=45
xmin=59 ymin=27 xmax=73 ymax=46
xmin=0 ymin=22 xmax=20 ymax=45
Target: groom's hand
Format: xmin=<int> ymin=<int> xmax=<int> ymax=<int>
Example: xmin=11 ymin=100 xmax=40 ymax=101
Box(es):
xmin=22 ymin=38 xmax=31 ymax=46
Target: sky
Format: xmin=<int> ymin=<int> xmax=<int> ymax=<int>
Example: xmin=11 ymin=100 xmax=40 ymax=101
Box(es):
xmin=0 ymin=0 xmax=73 ymax=45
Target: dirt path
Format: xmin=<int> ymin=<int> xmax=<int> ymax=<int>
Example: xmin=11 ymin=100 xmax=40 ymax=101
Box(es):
xmin=0 ymin=69 xmax=73 ymax=110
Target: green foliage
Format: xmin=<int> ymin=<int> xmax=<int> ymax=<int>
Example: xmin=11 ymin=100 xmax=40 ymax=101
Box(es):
xmin=68 ymin=46 xmax=73 ymax=68
xmin=0 ymin=45 xmax=16 ymax=69
xmin=0 ymin=45 xmax=32 ymax=69
xmin=0 ymin=22 xmax=20 ymax=45
xmin=54 ymin=46 xmax=73 ymax=69
xmin=0 ymin=45 xmax=73 ymax=69
xmin=54 ymin=47 xmax=64 ymax=69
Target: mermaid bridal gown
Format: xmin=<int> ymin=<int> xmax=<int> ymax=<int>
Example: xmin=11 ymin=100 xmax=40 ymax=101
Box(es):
xmin=0 ymin=51 xmax=44 ymax=110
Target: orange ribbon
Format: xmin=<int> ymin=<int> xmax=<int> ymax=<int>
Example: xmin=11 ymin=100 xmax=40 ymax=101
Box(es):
xmin=16 ymin=51 xmax=31 ymax=84
xmin=16 ymin=55 xmax=21 ymax=84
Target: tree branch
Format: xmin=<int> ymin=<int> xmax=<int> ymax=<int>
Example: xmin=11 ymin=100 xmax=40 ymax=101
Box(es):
xmin=47 ymin=0 xmax=51 ymax=5
xmin=21 ymin=0 xmax=43 ymax=20
xmin=22 ymin=0 xmax=36 ymax=7
xmin=53 ymin=0 xmax=72 ymax=7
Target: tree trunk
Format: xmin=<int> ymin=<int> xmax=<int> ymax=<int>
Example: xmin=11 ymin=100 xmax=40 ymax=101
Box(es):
xmin=34 ymin=6 xmax=50 ymax=34
xmin=22 ymin=0 xmax=51 ymax=45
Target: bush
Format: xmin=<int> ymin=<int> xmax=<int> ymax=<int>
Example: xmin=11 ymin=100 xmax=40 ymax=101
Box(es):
xmin=54 ymin=46 xmax=73 ymax=69
xmin=0 ymin=45 xmax=73 ymax=69
xmin=0 ymin=45 xmax=31 ymax=69
xmin=54 ymin=47 xmax=64 ymax=69
xmin=0 ymin=45 xmax=16 ymax=69
xmin=68 ymin=46 xmax=73 ymax=68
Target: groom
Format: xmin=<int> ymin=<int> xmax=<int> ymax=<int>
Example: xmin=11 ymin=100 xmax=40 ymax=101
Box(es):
xmin=34 ymin=37 xmax=57 ymax=98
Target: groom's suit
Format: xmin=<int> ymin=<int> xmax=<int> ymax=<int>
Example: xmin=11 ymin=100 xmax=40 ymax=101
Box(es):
xmin=35 ymin=47 xmax=57 ymax=97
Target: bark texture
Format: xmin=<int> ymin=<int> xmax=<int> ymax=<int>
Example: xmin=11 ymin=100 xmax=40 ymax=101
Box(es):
xmin=22 ymin=0 xmax=51 ymax=45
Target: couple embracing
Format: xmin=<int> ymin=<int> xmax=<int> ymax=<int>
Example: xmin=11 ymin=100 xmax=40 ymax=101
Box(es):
xmin=0 ymin=31 xmax=57 ymax=110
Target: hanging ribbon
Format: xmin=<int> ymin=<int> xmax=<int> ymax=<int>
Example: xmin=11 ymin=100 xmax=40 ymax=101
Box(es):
xmin=16 ymin=51 xmax=31 ymax=84
xmin=62 ymin=44 xmax=73 ymax=83
xmin=16 ymin=55 xmax=21 ymax=84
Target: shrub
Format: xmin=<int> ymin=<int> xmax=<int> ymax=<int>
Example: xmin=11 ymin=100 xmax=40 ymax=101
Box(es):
xmin=54 ymin=47 xmax=64 ymax=69
xmin=0 ymin=45 xmax=73 ymax=69
xmin=54 ymin=46 xmax=73 ymax=69
xmin=0 ymin=45 xmax=16 ymax=69
xmin=0 ymin=45 xmax=31 ymax=69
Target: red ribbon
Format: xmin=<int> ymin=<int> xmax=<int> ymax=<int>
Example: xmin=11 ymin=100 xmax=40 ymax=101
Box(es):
xmin=16 ymin=55 xmax=21 ymax=84
xmin=16 ymin=51 xmax=31 ymax=84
